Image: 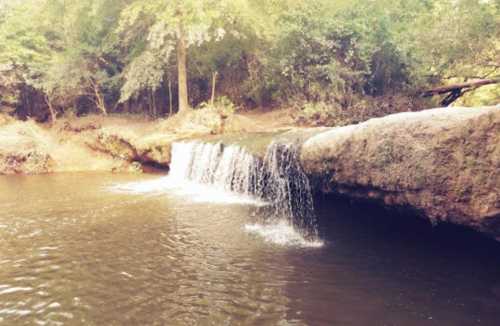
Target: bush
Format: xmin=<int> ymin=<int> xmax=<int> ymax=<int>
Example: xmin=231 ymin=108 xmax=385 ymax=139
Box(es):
xmin=197 ymin=96 xmax=239 ymax=118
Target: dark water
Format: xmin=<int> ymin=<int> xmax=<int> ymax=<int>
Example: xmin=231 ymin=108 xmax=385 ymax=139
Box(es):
xmin=0 ymin=173 xmax=499 ymax=325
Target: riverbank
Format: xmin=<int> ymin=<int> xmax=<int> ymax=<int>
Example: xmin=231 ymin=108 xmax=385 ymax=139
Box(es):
xmin=0 ymin=108 xmax=296 ymax=175
xmin=1 ymin=105 xmax=499 ymax=240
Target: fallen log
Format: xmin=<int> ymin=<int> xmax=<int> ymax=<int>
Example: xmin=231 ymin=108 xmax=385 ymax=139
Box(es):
xmin=422 ymin=78 xmax=500 ymax=106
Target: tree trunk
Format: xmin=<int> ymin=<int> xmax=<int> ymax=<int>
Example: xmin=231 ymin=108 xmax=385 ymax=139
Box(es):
xmin=152 ymin=89 xmax=157 ymax=118
xmin=168 ymin=80 xmax=173 ymax=116
xmin=211 ymin=71 xmax=218 ymax=106
xmin=177 ymin=22 xmax=190 ymax=113
xmin=89 ymin=79 xmax=107 ymax=115
xmin=422 ymin=78 xmax=500 ymax=106
xmin=147 ymin=89 xmax=152 ymax=117
xmin=44 ymin=95 xmax=57 ymax=125
xmin=422 ymin=79 xmax=499 ymax=97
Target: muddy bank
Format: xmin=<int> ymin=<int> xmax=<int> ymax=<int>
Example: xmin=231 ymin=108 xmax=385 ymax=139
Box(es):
xmin=300 ymin=106 xmax=500 ymax=240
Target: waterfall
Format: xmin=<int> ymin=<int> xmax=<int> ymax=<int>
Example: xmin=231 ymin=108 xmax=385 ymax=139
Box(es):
xmin=261 ymin=143 xmax=317 ymax=237
xmin=169 ymin=141 xmax=318 ymax=239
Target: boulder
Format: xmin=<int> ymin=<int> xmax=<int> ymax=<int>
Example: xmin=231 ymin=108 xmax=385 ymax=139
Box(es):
xmin=300 ymin=106 xmax=500 ymax=239
xmin=0 ymin=121 xmax=55 ymax=174
xmin=0 ymin=150 xmax=54 ymax=175
xmin=89 ymin=132 xmax=139 ymax=161
xmin=134 ymin=135 xmax=172 ymax=167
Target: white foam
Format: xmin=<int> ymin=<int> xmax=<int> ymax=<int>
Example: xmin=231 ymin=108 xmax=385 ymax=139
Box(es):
xmin=244 ymin=220 xmax=324 ymax=248
xmin=108 ymin=177 xmax=268 ymax=206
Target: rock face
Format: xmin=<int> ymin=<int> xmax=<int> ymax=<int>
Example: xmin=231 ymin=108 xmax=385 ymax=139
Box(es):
xmin=86 ymin=132 xmax=172 ymax=169
xmin=300 ymin=106 xmax=500 ymax=240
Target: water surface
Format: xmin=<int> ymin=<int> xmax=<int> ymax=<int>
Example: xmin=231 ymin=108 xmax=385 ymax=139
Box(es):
xmin=1 ymin=173 xmax=499 ymax=325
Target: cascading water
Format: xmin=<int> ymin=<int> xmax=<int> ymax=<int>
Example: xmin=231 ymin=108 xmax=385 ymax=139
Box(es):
xmin=169 ymin=140 xmax=319 ymax=240
xmin=169 ymin=142 xmax=260 ymax=197
xmin=260 ymin=142 xmax=317 ymax=238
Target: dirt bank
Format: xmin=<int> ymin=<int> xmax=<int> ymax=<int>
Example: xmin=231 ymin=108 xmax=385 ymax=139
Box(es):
xmin=0 ymin=108 xmax=296 ymax=175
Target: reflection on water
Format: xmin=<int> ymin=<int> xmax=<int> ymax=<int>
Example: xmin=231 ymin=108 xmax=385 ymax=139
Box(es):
xmin=0 ymin=173 xmax=499 ymax=325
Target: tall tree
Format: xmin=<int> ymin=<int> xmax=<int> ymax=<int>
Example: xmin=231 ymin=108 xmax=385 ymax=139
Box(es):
xmin=118 ymin=0 xmax=266 ymax=113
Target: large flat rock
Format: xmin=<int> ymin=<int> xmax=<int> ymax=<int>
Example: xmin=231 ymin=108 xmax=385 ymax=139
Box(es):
xmin=301 ymin=106 xmax=500 ymax=239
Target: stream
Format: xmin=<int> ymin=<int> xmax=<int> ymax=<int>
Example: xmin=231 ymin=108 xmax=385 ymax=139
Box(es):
xmin=1 ymin=171 xmax=500 ymax=325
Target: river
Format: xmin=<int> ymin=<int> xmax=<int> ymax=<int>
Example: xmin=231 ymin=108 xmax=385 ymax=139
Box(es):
xmin=1 ymin=172 xmax=500 ymax=325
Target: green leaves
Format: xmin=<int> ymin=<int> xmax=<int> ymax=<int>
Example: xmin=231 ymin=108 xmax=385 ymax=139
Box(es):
xmin=117 ymin=0 xmax=270 ymax=103
xmin=1 ymin=0 xmax=498 ymax=117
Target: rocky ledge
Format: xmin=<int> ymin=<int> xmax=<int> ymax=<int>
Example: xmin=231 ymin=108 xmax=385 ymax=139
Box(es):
xmin=300 ymin=106 xmax=500 ymax=240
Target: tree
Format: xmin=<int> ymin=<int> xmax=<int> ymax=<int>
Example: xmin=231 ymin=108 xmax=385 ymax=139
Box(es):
xmin=0 ymin=0 xmax=57 ymax=120
xmin=39 ymin=0 xmax=126 ymax=117
xmin=407 ymin=0 xmax=499 ymax=82
xmin=118 ymin=0 xmax=267 ymax=113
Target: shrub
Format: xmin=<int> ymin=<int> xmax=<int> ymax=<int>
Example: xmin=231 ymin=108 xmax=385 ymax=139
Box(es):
xmin=197 ymin=96 xmax=239 ymax=118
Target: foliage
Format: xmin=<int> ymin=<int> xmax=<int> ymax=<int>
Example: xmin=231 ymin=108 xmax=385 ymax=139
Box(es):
xmin=294 ymin=102 xmax=345 ymax=127
xmin=407 ymin=0 xmax=499 ymax=81
xmin=294 ymin=95 xmax=427 ymax=127
xmin=197 ymin=96 xmax=238 ymax=117
xmin=0 ymin=0 xmax=498 ymax=122
xmin=116 ymin=0 xmax=267 ymax=105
